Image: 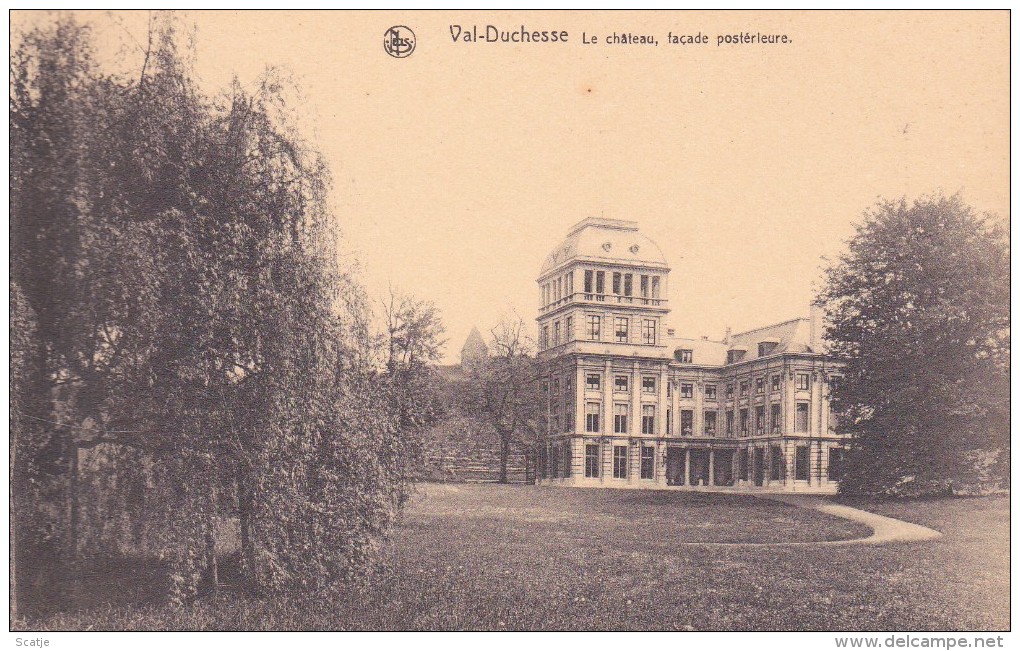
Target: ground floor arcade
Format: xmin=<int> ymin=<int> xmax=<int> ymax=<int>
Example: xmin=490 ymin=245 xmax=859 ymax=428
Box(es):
xmin=536 ymin=435 xmax=846 ymax=493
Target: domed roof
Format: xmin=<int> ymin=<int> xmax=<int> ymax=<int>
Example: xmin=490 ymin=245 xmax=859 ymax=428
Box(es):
xmin=540 ymin=217 xmax=668 ymax=276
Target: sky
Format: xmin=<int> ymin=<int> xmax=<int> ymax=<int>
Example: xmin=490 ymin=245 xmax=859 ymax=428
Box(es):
xmin=15 ymin=10 xmax=1010 ymax=363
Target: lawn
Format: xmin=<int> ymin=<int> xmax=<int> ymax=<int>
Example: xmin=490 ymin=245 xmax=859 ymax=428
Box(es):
xmin=20 ymin=484 xmax=1009 ymax=631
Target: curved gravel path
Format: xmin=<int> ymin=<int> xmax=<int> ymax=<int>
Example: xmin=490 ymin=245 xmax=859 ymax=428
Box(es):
xmin=681 ymin=494 xmax=943 ymax=547
xmin=767 ymin=494 xmax=943 ymax=545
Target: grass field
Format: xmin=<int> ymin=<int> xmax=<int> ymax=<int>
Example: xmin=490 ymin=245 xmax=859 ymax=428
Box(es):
xmin=20 ymin=484 xmax=1009 ymax=631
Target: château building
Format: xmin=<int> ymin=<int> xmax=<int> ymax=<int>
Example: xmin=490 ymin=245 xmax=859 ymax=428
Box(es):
xmin=535 ymin=217 xmax=846 ymax=492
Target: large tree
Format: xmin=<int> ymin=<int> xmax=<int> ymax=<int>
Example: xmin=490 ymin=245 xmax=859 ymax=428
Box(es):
xmin=818 ymin=194 xmax=1009 ymax=497
xmin=465 ymin=317 xmax=541 ymax=484
xmin=10 ymin=12 xmax=415 ymax=610
xmin=380 ymin=288 xmax=447 ymax=488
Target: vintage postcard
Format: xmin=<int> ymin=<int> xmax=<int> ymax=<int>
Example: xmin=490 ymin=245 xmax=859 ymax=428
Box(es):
xmin=8 ymin=8 xmax=1010 ymax=644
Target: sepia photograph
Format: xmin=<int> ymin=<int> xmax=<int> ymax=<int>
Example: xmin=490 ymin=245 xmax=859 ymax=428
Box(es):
xmin=7 ymin=7 xmax=1010 ymax=641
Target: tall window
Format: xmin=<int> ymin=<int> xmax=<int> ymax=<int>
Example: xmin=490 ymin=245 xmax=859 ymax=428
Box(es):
xmin=651 ymin=276 xmax=661 ymax=301
xmin=615 ymin=317 xmax=629 ymax=343
xmin=642 ymin=376 xmax=656 ymax=394
xmin=795 ymin=445 xmax=810 ymax=481
xmin=595 ymin=271 xmax=605 ymax=296
xmin=795 ymin=402 xmax=810 ymax=432
xmin=666 ymin=408 xmax=672 ymax=435
xmin=586 ymin=315 xmax=601 ymax=341
xmin=541 ymin=325 xmax=549 ymax=349
xmin=584 ymin=270 xmax=594 ymax=295
xmin=771 ymin=374 xmax=781 ymax=392
xmin=613 ymin=445 xmax=628 ymax=479
xmin=642 ymin=319 xmax=656 ymax=345
xmin=704 ymin=384 xmax=717 ymax=400
xmin=553 ymin=321 xmax=560 ymax=346
xmin=623 ymin=274 xmax=633 ymax=298
xmin=680 ymin=409 xmax=693 ymax=436
xmin=796 ymin=373 xmax=811 ymax=390
xmin=739 ymin=381 xmax=750 ymax=396
xmin=726 ymin=383 xmax=734 ymax=398
xmin=755 ymin=377 xmax=765 ymax=394
xmin=561 ymin=440 xmax=572 ymax=477
xmin=585 ymin=402 xmax=600 ymax=433
xmin=755 ymin=405 xmax=765 ymax=434
xmin=641 ymin=405 xmax=655 ymax=434
xmin=771 ymin=403 xmax=781 ymax=433
xmin=565 ymin=316 xmax=573 ymax=341
xmin=726 ymin=410 xmax=734 ymax=436
xmin=740 ymin=408 xmax=749 ymax=436
xmin=770 ymin=446 xmax=785 ymax=481
xmin=614 ymin=404 xmax=629 ymax=434
xmin=612 ymin=272 xmax=622 ymax=295
xmin=640 ymin=275 xmax=649 ymax=298
xmin=640 ymin=445 xmax=655 ymax=479
xmin=704 ymin=411 xmax=717 ymax=435
xmin=680 ymin=383 xmax=693 ymax=399
xmin=585 ymin=444 xmax=600 ymax=478
xmin=586 ymin=374 xmax=601 ymax=390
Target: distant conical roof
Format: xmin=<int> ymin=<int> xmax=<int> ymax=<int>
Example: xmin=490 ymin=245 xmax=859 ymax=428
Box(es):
xmin=461 ymin=326 xmax=489 ymax=367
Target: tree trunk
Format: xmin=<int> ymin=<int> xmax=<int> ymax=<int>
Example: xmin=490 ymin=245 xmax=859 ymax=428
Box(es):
xmin=236 ymin=474 xmax=256 ymax=592
xmin=10 ymin=412 xmax=19 ymax=623
xmin=67 ymin=439 xmax=79 ymax=565
xmin=498 ymin=432 xmax=509 ymax=484
xmin=65 ymin=437 xmax=81 ymax=605
xmin=204 ymin=483 xmax=219 ymax=596
xmin=205 ymin=519 xmax=218 ymax=595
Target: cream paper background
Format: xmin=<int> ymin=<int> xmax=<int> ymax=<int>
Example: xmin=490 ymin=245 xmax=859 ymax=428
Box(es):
xmin=12 ymin=10 xmax=1009 ymax=361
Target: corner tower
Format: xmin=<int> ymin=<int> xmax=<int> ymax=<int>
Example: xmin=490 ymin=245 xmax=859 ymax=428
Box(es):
xmin=536 ymin=218 xmax=673 ymax=486
xmin=536 ymin=217 xmax=671 ymax=352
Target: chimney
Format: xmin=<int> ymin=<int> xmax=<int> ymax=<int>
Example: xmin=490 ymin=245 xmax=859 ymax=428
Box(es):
xmin=809 ymin=303 xmax=825 ymax=351
xmin=666 ymin=328 xmax=676 ymax=337
xmin=724 ymin=327 xmax=731 ymax=345
xmin=701 ymin=335 xmax=709 ymax=341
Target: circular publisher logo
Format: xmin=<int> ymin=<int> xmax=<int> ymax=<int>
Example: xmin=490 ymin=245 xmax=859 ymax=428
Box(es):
xmin=384 ymin=26 xmax=416 ymax=58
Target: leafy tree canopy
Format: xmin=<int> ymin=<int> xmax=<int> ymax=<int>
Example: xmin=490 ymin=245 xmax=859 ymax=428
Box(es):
xmin=818 ymin=194 xmax=1009 ymax=497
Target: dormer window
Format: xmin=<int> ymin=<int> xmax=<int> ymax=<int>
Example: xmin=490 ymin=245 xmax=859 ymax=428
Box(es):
xmin=675 ymin=348 xmax=693 ymax=363
xmin=727 ymin=349 xmax=746 ymax=364
xmin=758 ymin=341 xmax=779 ymax=357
